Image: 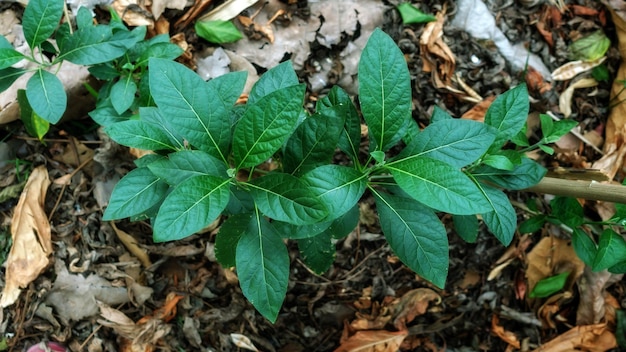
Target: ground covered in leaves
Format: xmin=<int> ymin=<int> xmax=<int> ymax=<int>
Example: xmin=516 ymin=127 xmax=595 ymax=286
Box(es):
xmin=0 ymin=0 xmax=625 ymax=351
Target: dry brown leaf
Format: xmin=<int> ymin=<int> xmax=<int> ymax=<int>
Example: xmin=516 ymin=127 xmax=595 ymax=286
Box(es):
xmin=420 ymin=7 xmax=455 ymax=89
xmin=558 ymin=78 xmax=598 ymax=117
xmin=491 ymin=314 xmax=521 ymax=349
xmin=111 ymin=0 xmax=154 ymax=27
xmin=576 ymin=267 xmax=622 ymax=325
xmin=335 ymin=330 xmax=408 ymax=352
xmin=392 ymin=288 xmax=441 ymax=330
xmin=0 ymin=166 xmax=51 ymax=307
xmin=530 ymin=323 xmax=617 ymax=352
xmin=151 ymin=0 xmax=187 ymax=20
xmin=461 ymin=96 xmax=495 ymax=122
xmin=110 ymin=222 xmax=152 ymax=268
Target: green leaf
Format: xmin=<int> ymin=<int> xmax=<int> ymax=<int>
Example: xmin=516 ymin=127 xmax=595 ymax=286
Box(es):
xmin=139 ymin=107 xmax=184 ymax=149
xmin=301 ymin=165 xmax=367 ymax=221
xmin=110 ymin=76 xmax=137 ymax=114
xmin=317 ymin=86 xmax=361 ymax=160
xmin=479 ymin=184 xmax=517 ymax=246
xmin=105 ymin=120 xmax=180 ymax=151
xmin=137 ymin=42 xmax=184 ymax=66
xmin=148 ymin=58 xmax=232 ymax=162
xmin=134 ymin=154 xmax=165 ymax=168
xmin=207 ymin=70 xmax=248 ymax=106
xmin=387 ymin=157 xmax=491 ymax=215
xmin=153 ymin=175 xmax=230 ymax=242
xmin=572 ymin=228 xmax=597 ymax=267
xmin=103 ymin=167 xmax=169 ymax=220
xmin=609 ymin=261 xmax=626 ymax=274
xmin=247 ymin=173 xmax=328 ymax=225
xmin=89 ymin=99 xmax=131 ymax=127
xmin=233 ymin=84 xmax=305 ymax=169
xmin=540 ymin=114 xmax=578 ymax=143
xmin=26 ymin=69 xmax=67 ymax=123
xmin=473 ymin=157 xmax=546 ymax=190
xmin=225 ymin=185 xmax=255 ymax=215
xmin=453 ymin=215 xmax=478 ymax=243
xmin=529 ymin=272 xmax=569 ymax=298
xmin=298 ymin=231 xmax=335 ymax=274
xmin=88 ymin=63 xmax=120 ymax=80
xmin=236 ymin=208 xmax=289 ymax=323
xmin=373 ymin=190 xmax=448 ymax=288
xmin=248 ymin=61 xmax=299 ymax=104
xmin=396 ymin=3 xmax=436 ymax=24
xmin=273 ymin=220 xmax=332 ymax=240
xmin=395 ymin=119 xmax=496 ymax=168
xmin=22 ymin=0 xmax=64 ymax=49
xmin=0 ymin=67 xmax=25 ymax=93
xmin=592 ymin=229 xmax=626 ymax=271
xmin=569 ymin=30 xmax=610 ymax=61
xmin=0 ymin=48 xmax=24 ymax=69
xmin=484 ymin=84 xmax=529 ymax=150
xmin=75 ymin=6 xmax=94 ymax=29
xmin=359 ymin=28 xmax=411 ymax=151
xmin=0 ymin=36 xmax=12 ymax=49
xmin=283 ymin=106 xmax=345 ymax=175
xmin=18 ymin=89 xmax=49 ymax=140
xmin=328 ymin=204 xmax=360 ymax=239
xmin=550 ymin=196 xmax=584 ymax=228
xmin=195 ymin=20 xmax=243 ymax=44
xmin=511 ymin=124 xmax=530 ymax=147
xmin=617 ymin=310 xmax=626 ymax=348
xmin=518 ymin=215 xmax=546 ymax=234
xmin=147 ymin=150 xmax=228 ymax=185
xmin=58 ymin=26 xmax=130 ymax=65
xmin=482 ymin=154 xmax=515 ymax=171
xmin=431 ymin=106 xmax=453 ymax=123
xmin=215 ymin=212 xmax=252 ymax=267
xmin=402 ymin=119 xmax=420 ymax=145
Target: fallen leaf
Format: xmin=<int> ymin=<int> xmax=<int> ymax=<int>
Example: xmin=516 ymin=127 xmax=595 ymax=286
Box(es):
xmin=0 ymin=166 xmax=51 ymax=307
xmin=230 ymin=333 xmax=259 ymax=351
xmin=420 ymin=6 xmax=455 ymax=89
xmin=110 ymin=222 xmax=152 ymax=268
xmin=491 ymin=314 xmax=521 ymax=349
xmin=461 ymin=96 xmax=495 ymax=122
xmin=551 ymin=57 xmax=606 ymax=81
xmin=558 ymin=77 xmax=598 ymax=117
xmin=111 ymin=0 xmax=154 ymax=27
xmin=392 ymin=288 xmax=441 ymax=330
xmin=151 ymin=0 xmax=187 ymax=20
xmin=530 ymin=323 xmax=617 ymax=352
xmin=335 ymin=330 xmax=408 ymax=352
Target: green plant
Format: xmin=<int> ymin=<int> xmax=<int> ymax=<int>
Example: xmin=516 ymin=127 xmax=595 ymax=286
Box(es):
xmin=0 ymin=0 xmax=182 ymax=138
xmin=102 ymin=28 xmax=553 ymax=322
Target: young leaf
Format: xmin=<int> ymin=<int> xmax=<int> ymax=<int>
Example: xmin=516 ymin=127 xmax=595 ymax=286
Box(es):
xmin=247 ymin=173 xmax=328 ymax=225
xmin=373 ymin=190 xmax=448 ymax=288
xmin=550 ymin=196 xmax=584 ymax=228
xmin=317 ymin=86 xmax=361 ymax=160
xmin=22 ymin=0 xmax=64 ymax=49
xmin=26 ymin=69 xmax=67 ymax=123
xmin=195 ymin=20 xmax=243 ymax=44
xmin=153 ymin=175 xmax=231 ymax=242
xmin=359 ymin=28 xmax=411 ymax=151
xmin=18 ymin=89 xmax=49 ymax=140
xmin=484 ymin=84 xmax=529 ymax=150
xmin=149 ymin=58 xmax=232 ymax=162
xmin=147 ymin=150 xmax=228 ymax=185
xmin=386 ymin=157 xmax=491 ymax=215
xmin=247 ymin=61 xmax=299 ymax=104
xmin=75 ymin=6 xmax=94 ymax=29
xmin=572 ymin=228 xmax=597 ymax=267
xmin=215 ymin=212 xmax=252 ymax=267
xmin=89 ymin=99 xmax=131 ymax=127
xmin=592 ymin=229 xmax=626 ymax=271
xmin=236 ymin=208 xmax=289 ymax=323
xmin=396 ymin=3 xmax=436 ymax=24
xmin=110 ymin=76 xmax=137 ymax=114
xmin=301 ymin=165 xmax=367 ymax=221
xmin=0 ymin=48 xmax=24 ymax=69
xmin=103 ymin=167 xmax=169 ymax=220
xmin=283 ymin=106 xmax=345 ymax=175
xmin=137 ymin=42 xmax=184 ymax=66
xmin=58 ymin=26 xmax=129 ymax=65
xmin=395 ymin=119 xmax=496 ymax=168
xmin=529 ymin=272 xmax=569 ymax=298
xmin=105 ymin=120 xmax=180 ymax=151
xmin=479 ymin=184 xmax=517 ymax=246
xmin=0 ymin=67 xmax=25 ymax=93
xmin=472 ymin=157 xmax=546 ymax=190
xmin=207 ymin=70 xmax=248 ymax=107
xmin=139 ymin=107 xmax=184 ymax=149
xmin=233 ymin=84 xmax=306 ymax=169
xmin=452 ymin=215 xmax=479 ymax=243
xmin=298 ymin=231 xmax=335 ymax=274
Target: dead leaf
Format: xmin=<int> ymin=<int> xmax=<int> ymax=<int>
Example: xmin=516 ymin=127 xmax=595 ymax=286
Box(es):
xmin=198 ymin=0 xmax=259 ymax=22
xmin=551 ymin=57 xmax=605 ymax=81
xmin=392 ymin=288 xmax=441 ymax=330
xmin=335 ymin=330 xmax=408 ymax=352
xmin=576 ymin=266 xmax=623 ymax=325
xmin=111 ymin=0 xmax=154 ymax=27
xmin=420 ymin=6 xmax=455 ymax=89
xmin=491 ymin=314 xmax=521 ymax=349
xmin=558 ymin=78 xmax=598 ymax=117
xmin=530 ymin=323 xmax=617 ymax=352
xmin=110 ymin=222 xmax=152 ymax=268
xmin=230 ymin=333 xmax=259 ymax=351
xmin=461 ymin=96 xmax=495 ymax=122
xmin=0 ymin=166 xmax=51 ymax=307
xmin=151 ymin=0 xmax=187 ymax=20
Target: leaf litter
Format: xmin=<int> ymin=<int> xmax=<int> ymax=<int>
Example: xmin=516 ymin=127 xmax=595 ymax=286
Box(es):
xmin=0 ymin=0 xmax=625 ymax=351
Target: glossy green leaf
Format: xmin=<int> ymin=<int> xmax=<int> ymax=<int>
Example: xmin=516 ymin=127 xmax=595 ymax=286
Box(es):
xmin=105 ymin=120 xmax=180 ymax=151
xmin=317 ymin=86 xmax=361 ymax=160
xmin=397 ymin=3 xmax=436 ymax=24
xmin=195 ymin=20 xmax=243 ymax=44
xmin=518 ymin=215 xmax=547 ymax=234
xmin=0 ymin=48 xmax=24 ymax=69
xmin=298 ymin=231 xmax=335 ymax=274
xmin=225 ymin=186 xmax=255 ymax=215
xmin=0 ymin=67 xmax=25 ymax=93
xmin=484 ymin=84 xmax=529 ymax=150
xmin=139 ymin=107 xmax=184 ymax=149
xmin=149 ymin=58 xmax=232 ymax=162
xmin=110 ymin=76 xmax=137 ymax=114
xmin=236 ymin=208 xmax=289 ymax=323
xmin=373 ymin=190 xmax=448 ymax=288
xmin=22 ymin=0 xmax=64 ymax=49
xmin=18 ymin=89 xmax=49 ymax=140
xmin=572 ymin=228 xmax=597 ymax=267
xmin=359 ymin=28 xmax=411 ymax=151
xmin=328 ymin=205 xmax=360 ymax=239
xmin=387 ymin=157 xmax=491 ymax=215
xmin=89 ymin=99 xmax=131 ymax=127
xmin=402 ymin=119 xmax=421 ymax=145
xmin=617 ymin=310 xmax=626 ymax=348
xmin=472 ymin=157 xmax=546 ymax=190
xmin=540 ymin=114 xmax=578 ymax=143
xmin=233 ymin=84 xmax=305 ymax=169
xmin=137 ymin=42 xmax=184 ymax=66
xmin=75 ymin=6 xmax=94 ymax=29
xmin=26 ymin=69 xmax=66 ymax=123
xmin=592 ymin=229 xmax=626 ymax=271
xmin=103 ymin=167 xmax=168 ymax=220
xmin=208 ymin=70 xmax=247 ymax=107
xmin=283 ymin=106 xmax=345 ymax=175
xmin=529 ymin=272 xmax=569 ymax=298
xmin=153 ymin=175 xmax=230 ymax=242
xmin=396 ymin=119 xmax=496 ymax=168
xmin=248 ymin=61 xmax=299 ymax=104
xmin=88 ymin=63 xmax=120 ymax=80
xmin=0 ymin=36 xmax=12 ymax=49
xmin=134 ymin=154 xmax=165 ymax=168
xmin=482 ymin=154 xmax=515 ymax=171
xmin=147 ymin=150 xmax=228 ymax=185
xmin=479 ymin=184 xmax=517 ymax=246
xmin=453 ymin=215 xmax=478 ymax=243
xmin=431 ymin=106 xmax=453 ymax=123
xmin=550 ymin=196 xmax=584 ymax=228
xmin=247 ymin=173 xmax=328 ymax=225
xmin=58 ymin=26 xmax=133 ymax=65
xmin=301 ymin=165 xmax=367 ymax=221
xmin=215 ymin=212 xmax=252 ymax=267
xmin=272 ymin=220 xmax=332 ymax=240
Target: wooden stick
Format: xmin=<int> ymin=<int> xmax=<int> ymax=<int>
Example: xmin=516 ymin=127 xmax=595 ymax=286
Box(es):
xmin=525 ymin=177 xmax=626 ymax=204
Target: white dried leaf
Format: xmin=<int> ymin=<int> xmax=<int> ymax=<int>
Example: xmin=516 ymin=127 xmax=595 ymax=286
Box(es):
xmin=551 ymin=57 xmax=606 ymax=81
xmin=230 ymin=333 xmax=259 ymax=351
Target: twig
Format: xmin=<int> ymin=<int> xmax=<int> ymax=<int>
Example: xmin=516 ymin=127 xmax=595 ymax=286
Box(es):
xmin=525 ymin=176 xmax=626 ymax=204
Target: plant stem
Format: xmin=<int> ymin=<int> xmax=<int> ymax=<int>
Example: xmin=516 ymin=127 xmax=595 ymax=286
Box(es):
xmin=525 ymin=177 xmax=626 ymax=204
